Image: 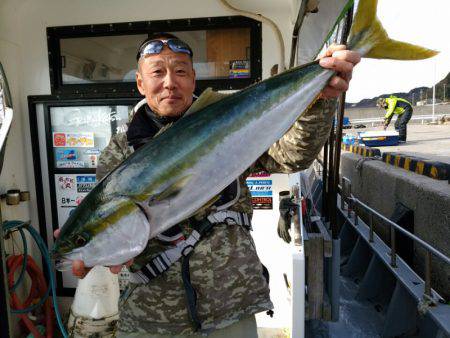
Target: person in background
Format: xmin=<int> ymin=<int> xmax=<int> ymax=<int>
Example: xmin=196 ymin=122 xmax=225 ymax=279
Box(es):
xmin=377 ymin=95 xmax=413 ymax=142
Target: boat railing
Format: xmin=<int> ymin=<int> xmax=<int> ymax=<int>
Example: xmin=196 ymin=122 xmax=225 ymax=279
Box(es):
xmin=340 ymin=176 xmax=450 ymax=301
xmin=350 ymin=114 xmax=446 ymax=126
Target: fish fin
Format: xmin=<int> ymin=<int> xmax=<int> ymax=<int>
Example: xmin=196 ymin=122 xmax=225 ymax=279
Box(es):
xmin=152 ymin=175 xmax=191 ymax=202
xmin=183 ymin=88 xmax=229 ymax=117
xmin=348 ymin=0 xmax=438 ymax=60
xmin=366 ymin=38 xmax=438 ymax=60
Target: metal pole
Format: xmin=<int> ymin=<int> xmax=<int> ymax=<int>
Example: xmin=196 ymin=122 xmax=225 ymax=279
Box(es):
xmin=292 ymin=184 xmax=302 ymax=245
xmin=346 ymin=182 xmax=352 ymax=219
xmin=390 ymin=225 xmax=397 ymax=267
xmin=327 ymin=128 xmax=335 ymax=227
xmin=369 ymin=213 xmax=374 ymax=243
xmin=331 ymin=239 xmax=341 ymax=321
xmin=424 ymin=251 xmax=432 ymax=298
xmin=432 ymin=60 xmax=436 ymax=122
xmin=289 ymin=0 xmax=308 ymax=69
xmin=322 ymin=141 xmax=329 ymax=220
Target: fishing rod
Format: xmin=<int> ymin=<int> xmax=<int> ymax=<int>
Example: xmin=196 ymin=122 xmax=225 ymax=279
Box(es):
xmin=329 ymin=5 xmax=354 ymax=240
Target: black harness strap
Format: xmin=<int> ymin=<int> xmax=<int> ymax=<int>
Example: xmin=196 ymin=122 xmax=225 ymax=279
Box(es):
xmin=181 ymin=251 xmax=201 ymax=331
xmin=181 ymin=218 xmax=216 ymax=331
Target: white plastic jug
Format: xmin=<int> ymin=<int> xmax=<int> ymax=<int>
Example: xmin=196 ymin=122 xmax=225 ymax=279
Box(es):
xmin=67 ymin=266 xmax=120 ymax=337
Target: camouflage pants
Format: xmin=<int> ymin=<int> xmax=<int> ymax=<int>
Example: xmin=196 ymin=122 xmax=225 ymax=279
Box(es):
xmin=116 ymin=315 xmax=257 ymax=338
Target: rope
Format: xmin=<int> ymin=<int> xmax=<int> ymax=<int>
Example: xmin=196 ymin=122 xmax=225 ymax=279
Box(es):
xmin=7 ymin=255 xmax=53 ymax=338
xmin=3 ymin=220 xmax=68 ymax=337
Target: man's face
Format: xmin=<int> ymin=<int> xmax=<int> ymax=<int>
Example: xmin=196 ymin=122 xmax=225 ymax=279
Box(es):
xmin=136 ymin=47 xmax=196 ymax=117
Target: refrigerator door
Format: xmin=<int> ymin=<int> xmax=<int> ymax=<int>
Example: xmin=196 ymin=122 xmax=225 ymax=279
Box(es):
xmin=50 ymin=105 xmax=130 ymax=169
xmin=51 ymin=104 xmax=132 ymax=289
xmin=31 ymin=99 xmax=137 ymax=293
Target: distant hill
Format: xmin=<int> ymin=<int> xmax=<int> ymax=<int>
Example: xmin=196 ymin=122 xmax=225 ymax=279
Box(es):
xmin=346 ymin=72 xmax=449 ymax=108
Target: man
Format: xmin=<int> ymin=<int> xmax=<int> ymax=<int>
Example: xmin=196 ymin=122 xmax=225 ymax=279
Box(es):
xmin=65 ymin=32 xmax=360 ymax=337
xmin=377 ymin=95 xmax=413 ymax=142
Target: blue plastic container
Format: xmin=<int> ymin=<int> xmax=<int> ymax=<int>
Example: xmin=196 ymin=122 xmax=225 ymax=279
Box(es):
xmin=342 ymin=134 xmax=357 ymax=145
xmin=358 ymin=131 xmax=399 ymax=146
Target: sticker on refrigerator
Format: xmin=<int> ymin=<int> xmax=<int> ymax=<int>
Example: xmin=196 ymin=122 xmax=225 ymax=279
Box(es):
xmin=60 ymin=196 xmax=78 ymax=207
xmin=57 ymin=176 xmax=75 ymax=190
xmin=83 ymin=148 xmax=101 ymax=155
xmin=76 ymin=175 xmax=96 ymax=193
xmin=56 ymin=160 xmax=85 ymax=168
xmin=56 ymin=148 xmax=78 ymax=161
xmin=53 ymin=133 xmax=66 ymax=147
xmin=86 ymin=155 xmax=98 ymax=168
xmin=53 ymin=132 xmax=94 ymax=147
xmin=67 ymin=132 xmax=94 ymax=147
xmin=59 ymin=195 xmax=85 ymax=207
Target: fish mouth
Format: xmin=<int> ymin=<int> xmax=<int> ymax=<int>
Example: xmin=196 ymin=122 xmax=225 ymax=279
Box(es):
xmin=51 ymin=247 xmax=81 ymax=271
xmin=54 ymin=256 xmax=73 ymax=272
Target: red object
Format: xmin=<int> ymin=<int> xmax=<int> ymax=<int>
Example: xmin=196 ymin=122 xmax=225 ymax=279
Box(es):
xmin=248 ymin=171 xmax=270 ymax=177
xmin=171 ymin=235 xmax=186 ymax=245
xmin=301 ymin=197 xmax=307 ymax=216
xmin=53 ymin=133 xmax=66 ymax=147
xmin=7 ymin=255 xmax=54 ymax=338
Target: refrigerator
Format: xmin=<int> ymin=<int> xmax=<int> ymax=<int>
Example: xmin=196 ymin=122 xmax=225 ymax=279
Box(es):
xmin=29 ymin=97 xmax=139 ymax=295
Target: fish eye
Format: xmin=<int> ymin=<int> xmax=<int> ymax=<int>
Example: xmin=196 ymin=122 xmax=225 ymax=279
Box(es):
xmin=74 ymin=232 xmax=90 ymax=246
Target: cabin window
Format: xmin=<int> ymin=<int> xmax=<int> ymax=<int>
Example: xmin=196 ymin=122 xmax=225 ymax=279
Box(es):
xmin=47 ymin=16 xmax=261 ymax=96
xmin=171 ymin=28 xmax=251 ymax=80
xmin=60 ymin=34 xmax=147 ymax=85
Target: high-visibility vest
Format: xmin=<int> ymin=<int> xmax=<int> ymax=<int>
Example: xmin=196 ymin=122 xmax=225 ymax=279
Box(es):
xmin=384 ymin=96 xmax=412 ymax=119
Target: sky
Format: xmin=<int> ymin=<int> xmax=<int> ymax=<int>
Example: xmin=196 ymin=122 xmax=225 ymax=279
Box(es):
xmin=346 ymin=0 xmax=450 ymax=103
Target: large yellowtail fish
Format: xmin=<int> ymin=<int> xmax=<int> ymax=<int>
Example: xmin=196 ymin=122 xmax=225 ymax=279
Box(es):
xmin=52 ymin=0 xmax=437 ymax=268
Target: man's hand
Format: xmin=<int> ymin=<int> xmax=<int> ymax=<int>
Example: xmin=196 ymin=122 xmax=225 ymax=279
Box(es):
xmin=53 ymin=229 xmax=133 ymax=279
xmin=318 ymin=44 xmax=361 ymax=99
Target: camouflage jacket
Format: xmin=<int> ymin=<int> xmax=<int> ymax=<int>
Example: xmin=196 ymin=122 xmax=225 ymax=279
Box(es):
xmin=96 ymin=89 xmax=336 ymax=335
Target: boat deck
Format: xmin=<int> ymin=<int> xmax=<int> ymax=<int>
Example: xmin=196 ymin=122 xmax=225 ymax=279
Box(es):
xmin=305 ymin=276 xmax=385 ymax=338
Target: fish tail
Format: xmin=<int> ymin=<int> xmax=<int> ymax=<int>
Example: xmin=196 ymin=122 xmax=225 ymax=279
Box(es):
xmin=347 ymin=0 xmax=438 ymax=60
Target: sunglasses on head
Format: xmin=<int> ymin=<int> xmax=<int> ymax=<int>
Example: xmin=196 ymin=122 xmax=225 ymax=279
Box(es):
xmin=136 ymin=39 xmax=193 ymax=61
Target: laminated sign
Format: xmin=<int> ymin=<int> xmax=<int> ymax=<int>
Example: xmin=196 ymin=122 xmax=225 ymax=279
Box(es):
xmin=246 ymin=176 xmax=273 ymax=209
